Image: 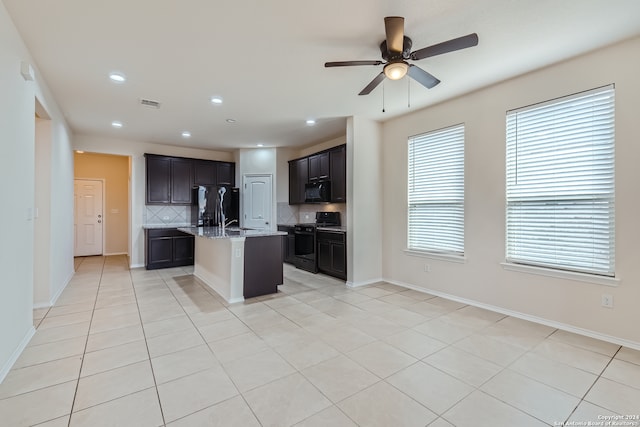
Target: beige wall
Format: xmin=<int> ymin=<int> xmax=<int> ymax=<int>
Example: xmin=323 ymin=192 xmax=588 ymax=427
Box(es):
xmin=380 ymin=36 xmax=640 ymax=347
xmin=74 ymin=152 xmax=130 ymax=255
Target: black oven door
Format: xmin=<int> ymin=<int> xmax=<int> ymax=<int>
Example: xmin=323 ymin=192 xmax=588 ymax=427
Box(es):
xmin=294 ymin=226 xmax=315 ymax=258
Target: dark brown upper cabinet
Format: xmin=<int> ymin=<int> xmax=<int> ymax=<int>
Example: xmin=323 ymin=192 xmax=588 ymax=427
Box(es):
xmin=308 ymin=152 xmax=330 ymax=182
xmin=146 ymin=153 xmax=235 ymax=205
xmin=170 ymin=158 xmax=193 ymax=204
xmin=146 ymin=155 xmax=172 ymax=204
xmin=330 ymin=145 xmax=346 ymax=203
xmin=288 ymin=157 xmax=308 ymax=205
xmin=216 ymin=161 xmax=235 ymax=186
xmin=288 ymin=144 xmax=346 ymax=205
xmin=193 ymin=160 xmax=216 ymax=186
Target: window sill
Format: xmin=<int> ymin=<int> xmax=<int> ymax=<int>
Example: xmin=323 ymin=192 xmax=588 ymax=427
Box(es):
xmin=500 ymin=262 xmax=620 ymax=287
xmin=404 ymin=249 xmax=466 ymax=264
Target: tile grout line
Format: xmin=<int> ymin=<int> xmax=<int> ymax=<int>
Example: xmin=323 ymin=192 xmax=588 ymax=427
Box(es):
xmin=562 ymin=345 xmax=623 ymax=425
xmin=128 ymin=266 xmax=169 ymax=426
xmin=66 ymin=256 xmax=107 ymax=427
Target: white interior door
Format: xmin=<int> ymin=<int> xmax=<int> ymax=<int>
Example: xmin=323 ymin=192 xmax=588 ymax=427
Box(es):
xmin=243 ymin=175 xmax=272 ymax=230
xmin=74 ymin=179 xmax=103 ymax=256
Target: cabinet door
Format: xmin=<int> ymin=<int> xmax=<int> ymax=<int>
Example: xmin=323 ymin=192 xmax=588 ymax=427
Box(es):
xmin=148 ymin=236 xmax=173 ymax=265
xmin=146 ymin=156 xmax=171 ymax=204
xmin=309 ymin=152 xmax=330 ymax=182
xmin=193 ymin=160 xmax=216 ymax=186
xmin=170 ymin=158 xmax=193 ymax=204
xmin=317 ymin=240 xmax=332 ymax=272
xmin=330 ymin=146 xmax=346 ymax=203
xmin=289 ymin=158 xmax=308 ymax=205
xmin=173 ymin=235 xmax=194 ymax=263
xmin=330 ymin=242 xmax=346 ymax=277
xmin=217 ymin=162 xmax=235 ymax=186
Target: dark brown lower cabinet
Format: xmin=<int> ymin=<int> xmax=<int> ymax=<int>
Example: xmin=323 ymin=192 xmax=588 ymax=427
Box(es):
xmin=243 ymin=235 xmax=283 ymax=298
xmin=146 ymin=228 xmax=194 ymax=269
xmin=277 ymin=225 xmax=297 ymax=265
xmin=317 ymin=230 xmax=346 ymax=280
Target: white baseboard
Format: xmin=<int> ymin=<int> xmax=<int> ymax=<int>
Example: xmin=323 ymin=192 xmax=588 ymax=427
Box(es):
xmin=0 ymin=326 xmax=35 ymax=384
xmin=104 ymin=252 xmax=128 ymax=256
xmin=130 ymin=263 xmax=145 ymax=269
xmin=32 ymin=270 xmax=74 ymax=310
xmin=384 ymin=277 xmax=640 ymax=351
xmin=346 ymin=277 xmax=384 ymax=288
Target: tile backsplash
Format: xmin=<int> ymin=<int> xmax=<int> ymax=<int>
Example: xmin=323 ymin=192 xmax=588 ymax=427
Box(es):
xmin=144 ymin=205 xmax=190 ymax=225
xmin=277 ymin=202 xmax=299 ymax=225
xmin=277 ymin=202 xmax=346 ymax=225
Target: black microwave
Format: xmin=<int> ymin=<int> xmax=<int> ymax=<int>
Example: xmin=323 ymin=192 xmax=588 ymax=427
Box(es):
xmin=304 ymin=181 xmax=331 ymax=203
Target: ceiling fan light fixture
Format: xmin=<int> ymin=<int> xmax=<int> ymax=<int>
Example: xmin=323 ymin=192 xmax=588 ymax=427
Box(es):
xmin=384 ymin=61 xmax=408 ymax=80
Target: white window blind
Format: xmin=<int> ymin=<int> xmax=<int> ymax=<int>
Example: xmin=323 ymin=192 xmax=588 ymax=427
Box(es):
xmin=408 ymin=124 xmax=464 ymax=255
xmin=506 ymin=85 xmax=615 ymax=276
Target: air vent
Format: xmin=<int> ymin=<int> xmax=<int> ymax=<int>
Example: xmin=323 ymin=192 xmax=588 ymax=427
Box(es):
xmin=139 ymin=98 xmax=161 ymax=109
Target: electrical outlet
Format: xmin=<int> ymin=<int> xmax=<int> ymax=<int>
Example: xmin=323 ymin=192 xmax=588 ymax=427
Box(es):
xmin=601 ymin=294 xmax=614 ymax=308
xmin=424 ymin=264 xmax=431 ymax=273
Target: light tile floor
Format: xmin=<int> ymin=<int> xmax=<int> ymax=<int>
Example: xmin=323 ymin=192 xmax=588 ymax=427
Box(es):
xmin=2 ymin=255 xmax=640 ymax=426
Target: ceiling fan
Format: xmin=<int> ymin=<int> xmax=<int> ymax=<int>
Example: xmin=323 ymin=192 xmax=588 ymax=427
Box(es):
xmin=325 ymin=17 xmax=478 ymax=95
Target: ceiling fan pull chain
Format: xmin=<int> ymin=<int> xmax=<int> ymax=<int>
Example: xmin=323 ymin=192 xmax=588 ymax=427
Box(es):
xmin=382 ymin=80 xmax=386 ymax=113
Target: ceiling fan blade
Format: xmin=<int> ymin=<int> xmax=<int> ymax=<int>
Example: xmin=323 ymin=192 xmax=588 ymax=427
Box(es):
xmin=384 ymin=16 xmax=404 ymax=54
xmin=407 ymin=65 xmax=440 ymax=89
xmin=358 ymin=72 xmax=386 ymax=95
xmin=410 ymin=33 xmax=479 ymax=61
xmin=324 ymin=60 xmax=383 ymax=67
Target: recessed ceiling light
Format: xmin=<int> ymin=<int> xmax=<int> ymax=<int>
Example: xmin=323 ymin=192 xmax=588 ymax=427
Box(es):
xmin=75 ymin=150 xmax=84 ymax=154
xmin=181 ymin=131 xmax=191 ymax=138
xmin=226 ymin=118 xmax=236 ymax=123
xmin=306 ymin=119 xmax=316 ymax=126
xmin=109 ymin=72 xmax=126 ymax=83
xmin=257 ymin=143 xmax=264 ymax=147
xmin=210 ymin=96 xmax=223 ymax=105
xmin=111 ymin=121 xmax=123 ymax=128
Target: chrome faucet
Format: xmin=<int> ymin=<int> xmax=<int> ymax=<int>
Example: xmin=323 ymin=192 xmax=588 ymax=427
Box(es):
xmin=224 ymin=219 xmax=238 ymax=227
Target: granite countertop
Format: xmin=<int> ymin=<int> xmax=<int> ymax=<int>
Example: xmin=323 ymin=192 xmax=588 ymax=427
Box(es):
xmin=277 ymin=223 xmax=347 ymax=233
xmin=143 ymin=223 xmax=193 ymax=229
xmin=178 ymin=226 xmax=286 ymax=239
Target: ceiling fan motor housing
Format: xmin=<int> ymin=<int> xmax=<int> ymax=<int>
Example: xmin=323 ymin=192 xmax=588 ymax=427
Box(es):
xmin=380 ymin=36 xmax=413 ymax=61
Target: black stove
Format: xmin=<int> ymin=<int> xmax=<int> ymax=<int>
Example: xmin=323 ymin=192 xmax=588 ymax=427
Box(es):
xmin=294 ymin=212 xmax=340 ymax=273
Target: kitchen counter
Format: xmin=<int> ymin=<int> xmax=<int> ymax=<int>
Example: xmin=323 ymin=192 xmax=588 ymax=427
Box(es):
xmin=143 ymin=223 xmax=192 ymax=229
xmin=179 ymin=226 xmax=284 ymax=303
xmin=178 ymin=226 xmax=286 ymax=239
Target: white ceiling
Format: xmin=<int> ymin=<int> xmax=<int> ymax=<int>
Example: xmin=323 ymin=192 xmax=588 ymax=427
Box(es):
xmin=4 ymin=0 xmax=640 ymax=151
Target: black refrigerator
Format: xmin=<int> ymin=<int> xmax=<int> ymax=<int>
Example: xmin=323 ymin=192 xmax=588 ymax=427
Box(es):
xmin=191 ymin=185 xmax=239 ymax=226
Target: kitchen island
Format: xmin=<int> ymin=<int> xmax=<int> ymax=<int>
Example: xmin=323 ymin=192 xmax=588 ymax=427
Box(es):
xmin=178 ymin=226 xmax=286 ymax=303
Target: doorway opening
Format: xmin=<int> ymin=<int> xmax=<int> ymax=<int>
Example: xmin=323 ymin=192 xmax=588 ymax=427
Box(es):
xmin=74 ymin=152 xmax=131 ymax=259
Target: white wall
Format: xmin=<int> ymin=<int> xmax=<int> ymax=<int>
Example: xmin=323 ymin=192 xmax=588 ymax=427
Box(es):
xmin=34 ymin=117 xmax=52 ymax=307
xmin=381 ymin=36 xmax=640 ymax=347
xmin=347 ymin=117 xmax=383 ymax=286
xmin=238 ymin=148 xmax=278 ymax=231
xmin=0 ymin=1 xmax=74 ymax=381
xmin=74 ymin=134 xmax=234 ymax=267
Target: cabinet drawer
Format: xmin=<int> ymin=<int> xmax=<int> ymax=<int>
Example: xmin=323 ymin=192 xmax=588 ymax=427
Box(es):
xmin=146 ymin=228 xmax=188 ymax=238
xmin=316 ymin=231 xmax=345 ymax=244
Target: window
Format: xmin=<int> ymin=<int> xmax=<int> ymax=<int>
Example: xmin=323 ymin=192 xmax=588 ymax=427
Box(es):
xmin=506 ymin=85 xmax=615 ymax=276
xmin=408 ymin=124 xmax=464 ymax=256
